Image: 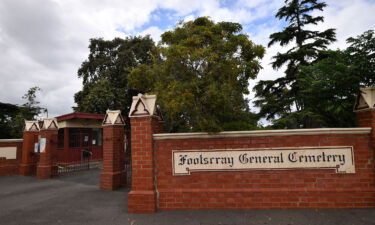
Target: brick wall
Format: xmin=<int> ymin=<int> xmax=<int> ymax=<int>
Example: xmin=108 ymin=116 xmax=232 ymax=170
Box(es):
xmin=153 ymin=132 xmax=375 ymax=209
xmin=0 ymin=139 xmax=23 ymax=175
xmin=127 ymin=93 xmax=375 ymax=213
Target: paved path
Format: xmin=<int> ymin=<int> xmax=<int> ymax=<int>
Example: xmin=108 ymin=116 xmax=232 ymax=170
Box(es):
xmin=0 ymin=170 xmax=374 ymax=225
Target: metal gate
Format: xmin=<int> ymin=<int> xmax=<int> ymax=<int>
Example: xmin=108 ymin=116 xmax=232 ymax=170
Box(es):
xmin=124 ymin=157 xmax=131 ymax=186
xmin=124 ymin=131 xmax=132 ymax=187
xmin=52 ymin=149 xmax=98 ymax=177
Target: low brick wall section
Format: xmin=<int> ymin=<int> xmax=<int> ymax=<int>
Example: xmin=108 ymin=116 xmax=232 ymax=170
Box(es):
xmin=153 ymin=129 xmax=375 ymax=209
xmin=0 ymin=139 xmax=23 ymax=175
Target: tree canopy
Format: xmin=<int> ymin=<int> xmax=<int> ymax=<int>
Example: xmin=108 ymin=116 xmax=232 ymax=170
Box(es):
xmin=73 ymin=36 xmax=155 ymax=117
xmin=0 ymin=102 xmax=20 ymax=138
xmin=0 ymin=87 xmax=43 ymax=138
xmin=346 ymin=29 xmax=375 ymax=86
xmin=254 ymin=0 xmax=336 ymax=128
xmin=72 ymin=12 xmax=373 ymax=132
xmin=128 ymin=17 xmax=264 ymax=132
xmin=284 ymin=30 xmax=375 ymax=128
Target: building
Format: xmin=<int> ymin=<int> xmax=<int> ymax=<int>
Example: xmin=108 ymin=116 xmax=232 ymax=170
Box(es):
xmin=55 ymin=112 xmax=105 ymax=163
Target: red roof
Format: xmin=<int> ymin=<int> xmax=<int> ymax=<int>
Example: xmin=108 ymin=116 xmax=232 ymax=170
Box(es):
xmin=56 ymin=112 xmax=105 ymax=122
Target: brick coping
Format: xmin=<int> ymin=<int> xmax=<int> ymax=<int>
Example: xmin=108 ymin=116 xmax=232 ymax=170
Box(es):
xmin=0 ymin=139 xmax=23 ymax=143
xmin=157 ymin=187 xmax=375 ymax=193
xmin=153 ymin=128 xmax=372 ymax=140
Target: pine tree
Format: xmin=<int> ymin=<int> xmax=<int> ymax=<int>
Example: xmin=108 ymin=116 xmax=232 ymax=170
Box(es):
xmin=254 ymin=0 xmax=336 ymax=128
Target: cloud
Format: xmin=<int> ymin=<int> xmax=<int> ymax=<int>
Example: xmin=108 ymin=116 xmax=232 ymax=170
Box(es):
xmin=323 ymin=0 xmax=375 ymax=49
xmin=140 ymin=26 xmax=164 ymax=43
xmin=0 ymin=0 xmax=373 ymax=119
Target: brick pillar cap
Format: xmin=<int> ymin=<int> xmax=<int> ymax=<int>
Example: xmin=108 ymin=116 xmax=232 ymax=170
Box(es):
xmin=103 ymin=110 xmax=125 ymax=126
xmin=24 ymin=120 xmax=40 ymax=131
xmin=129 ymin=93 xmax=163 ymax=120
xmin=40 ymin=118 xmax=59 ymax=130
xmin=354 ymin=86 xmax=375 ymax=112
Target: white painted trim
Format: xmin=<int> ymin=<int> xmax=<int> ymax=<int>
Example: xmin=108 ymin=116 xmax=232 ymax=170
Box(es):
xmin=0 ymin=139 xmax=23 ymax=143
xmin=153 ymin=128 xmax=372 ymax=140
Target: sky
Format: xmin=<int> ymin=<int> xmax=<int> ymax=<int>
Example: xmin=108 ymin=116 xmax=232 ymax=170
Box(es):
xmin=0 ymin=0 xmax=374 ymax=118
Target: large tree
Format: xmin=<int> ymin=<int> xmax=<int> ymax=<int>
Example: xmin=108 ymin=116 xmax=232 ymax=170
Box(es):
xmin=254 ymin=0 xmax=336 ymax=128
xmin=128 ymin=17 xmax=264 ymax=132
xmin=346 ymin=30 xmax=375 ymax=86
xmin=21 ymin=86 xmax=43 ymax=120
xmin=0 ymin=86 xmax=43 ymax=138
xmin=0 ymin=102 xmax=20 ymax=138
xmin=284 ymin=30 xmax=375 ymax=128
xmin=73 ymin=36 xmax=155 ymax=116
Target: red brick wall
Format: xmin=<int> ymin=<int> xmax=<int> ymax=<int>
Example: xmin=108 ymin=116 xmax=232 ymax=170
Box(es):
xmin=0 ymin=140 xmax=23 ymax=175
xmin=153 ymin=133 xmax=375 ymax=209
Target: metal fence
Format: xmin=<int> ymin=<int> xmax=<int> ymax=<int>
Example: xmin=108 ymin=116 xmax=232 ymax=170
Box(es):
xmin=125 ymin=158 xmax=131 ymax=186
xmin=52 ymin=149 xmax=101 ymax=177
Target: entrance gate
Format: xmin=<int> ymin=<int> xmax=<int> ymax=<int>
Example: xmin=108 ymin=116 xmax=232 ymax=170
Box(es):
xmin=51 ymin=149 xmax=93 ymax=177
xmin=20 ymin=114 xmax=131 ymax=188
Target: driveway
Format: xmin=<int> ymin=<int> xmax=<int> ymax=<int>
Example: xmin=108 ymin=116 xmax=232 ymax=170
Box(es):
xmin=0 ymin=169 xmax=374 ymax=225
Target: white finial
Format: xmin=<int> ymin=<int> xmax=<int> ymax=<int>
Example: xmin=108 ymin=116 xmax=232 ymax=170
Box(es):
xmin=103 ymin=110 xmax=125 ymax=126
xmin=41 ymin=118 xmax=58 ymax=130
xmin=354 ymin=86 xmax=375 ymax=111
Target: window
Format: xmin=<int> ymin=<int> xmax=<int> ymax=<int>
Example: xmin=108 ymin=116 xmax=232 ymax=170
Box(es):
xmin=57 ymin=129 xmax=64 ymax=148
xmin=81 ymin=129 xmax=90 ymax=147
xmin=69 ymin=128 xmax=80 ymax=148
xmin=92 ymin=128 xmax=102 ymax=146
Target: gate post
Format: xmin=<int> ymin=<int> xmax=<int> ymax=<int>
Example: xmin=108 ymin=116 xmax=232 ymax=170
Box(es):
xmin=19 ymin=121 xmax=40 ymax=176
xmin=36 ymin=118 xmax=58 ymax=179
xmin=354 ymin=87 xmax=375 ymax=149
xmin=128 ymin=94 xmax=163 ymax=213
xmin=100 ymin=110 xmax=126 ymax=190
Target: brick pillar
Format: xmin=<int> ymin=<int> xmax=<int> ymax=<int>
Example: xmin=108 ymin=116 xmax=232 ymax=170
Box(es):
xmin=100 ymin=110 xmax=126 ymax=190
xmin=36 ymin=118 xmax=58 ymax=179
xmin=355 ymin=87 xmax=375 ymax=149
xmin=19 ymin=121 xmax=40 ymax=176
xmin=128 ymin=94 xmax=162 ymax=213
xmin=356 ymin=110 xmax=375 ymax=148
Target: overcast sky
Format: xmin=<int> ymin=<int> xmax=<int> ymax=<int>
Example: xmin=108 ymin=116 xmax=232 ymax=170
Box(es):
xmin=0 ymin=0 xmax=374 ymax=118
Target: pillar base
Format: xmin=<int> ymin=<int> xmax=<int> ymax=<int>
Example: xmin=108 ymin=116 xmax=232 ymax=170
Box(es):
xmin=128 ymin=190 xmax=156 ymax=213
xmin=36 ymin=165 xmax=52 ymax=179
xmin=100 ymin=171 xmax=125 ymax=190
xmin=19 ymin=163 xmax=36 ymax=176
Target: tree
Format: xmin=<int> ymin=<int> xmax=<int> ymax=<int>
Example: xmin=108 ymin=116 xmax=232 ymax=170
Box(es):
xmin=346 ymin=30 xmax=375 ymax=86
xmin=21 ymin=86 xmax=43 ymax=120
xmin=73 ymin=36 xmax=155 ymax=117
xmin=275 ymin=50 xmax=357 ymax=128
xmin=0 ymin=86 xmax=42 ymax=138
xmin=254 ymin=0 xmax=336 ymax=128
xmin=0 ymin=102 xmax=20 ymax=138
xmin=287 ymin=30 xmax=375 ymax=128
xmin=128 ymin=17 xmax=264 ymax=132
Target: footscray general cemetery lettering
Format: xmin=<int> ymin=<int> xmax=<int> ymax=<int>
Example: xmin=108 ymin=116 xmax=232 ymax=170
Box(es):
xmin=173 ymin=147 xmax=355 ymax=175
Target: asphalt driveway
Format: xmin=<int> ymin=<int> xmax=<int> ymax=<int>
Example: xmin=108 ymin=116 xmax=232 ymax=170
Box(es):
xmin=0 ymin=169 xmax=374 ymax=225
